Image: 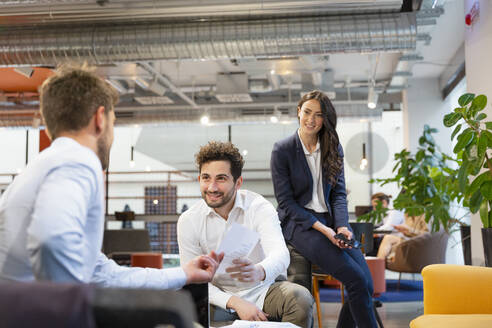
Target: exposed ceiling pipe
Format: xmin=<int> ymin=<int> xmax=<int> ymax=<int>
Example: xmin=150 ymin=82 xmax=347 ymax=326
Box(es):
xmin=0 ymin=0 xmax=404 ymax=24
xmin=137 ymin=62 xmax=199 ymax=109
xmin=0 ymin=12 xmax=416 ymax=66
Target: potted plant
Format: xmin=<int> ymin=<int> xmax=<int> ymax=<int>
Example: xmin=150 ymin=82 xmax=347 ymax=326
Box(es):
xmin=358 ymin=125 xmax=466 ymax=233
xmin=443 ymin=93 xmax=492 ymax=266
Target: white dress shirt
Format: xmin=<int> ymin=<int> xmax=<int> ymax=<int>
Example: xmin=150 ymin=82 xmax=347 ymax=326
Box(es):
xmin=0 ymin=137 xmax=186 ymax=289
xmin=374 ymin=209 xmax=405 ymax=232
xmin=298 ymin=130 xmax=329 ymax=213
xmin=177 ymin=189 xmax=289 ymax=310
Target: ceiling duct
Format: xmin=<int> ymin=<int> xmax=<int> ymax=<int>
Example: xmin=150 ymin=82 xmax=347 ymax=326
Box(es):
xmin=216 ymin=72 xmax=252 ymax=103
xmin=0 ymin=12 xmax=416 ymax=66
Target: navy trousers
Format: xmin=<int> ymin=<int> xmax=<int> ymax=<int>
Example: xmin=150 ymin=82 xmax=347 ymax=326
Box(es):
xmin=288 ymin=210 xmax=378 ymax=328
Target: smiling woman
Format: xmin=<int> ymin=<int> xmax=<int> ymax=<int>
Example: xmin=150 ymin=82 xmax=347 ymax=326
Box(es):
xmin=270 ymin=90 xmax=378 ymax=328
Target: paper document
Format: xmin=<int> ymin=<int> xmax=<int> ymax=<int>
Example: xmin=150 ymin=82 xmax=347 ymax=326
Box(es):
xmin=215 ymin=223 xmax=260 ymax=275
xmin=220 ymin=320 xmax=301 ymax=328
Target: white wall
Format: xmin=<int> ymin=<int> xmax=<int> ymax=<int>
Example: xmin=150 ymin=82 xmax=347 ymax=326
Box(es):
xmin=405 ymin=77 xmax=453 ymax=155
xmin=464 ymin=0 xmax=492 ymax=265
xmin=404 ymin=76 xmax=468 ymax=265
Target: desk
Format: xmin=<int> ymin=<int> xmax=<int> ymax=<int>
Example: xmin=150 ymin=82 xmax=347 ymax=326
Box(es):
xmin=373 ymin=230 xmax=393 ymax=234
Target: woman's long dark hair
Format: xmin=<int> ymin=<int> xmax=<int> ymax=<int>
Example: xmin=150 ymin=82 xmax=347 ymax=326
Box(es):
xmin=298 ymin=90 xmax=342 ymax=186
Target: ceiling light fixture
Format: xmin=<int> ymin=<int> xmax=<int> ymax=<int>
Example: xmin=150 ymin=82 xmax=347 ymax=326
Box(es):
xmin=129 ymin=146 xmax=135 ymax=168
xmin=200 ymin=115 xmax=210 ymax=125
xmin=367 ymin=86 xmax=378 ymax=109
xmin=270 ymin=107 xmax=281 ymax=123
xmin=359 ymin=143 xmax=368 ymax=170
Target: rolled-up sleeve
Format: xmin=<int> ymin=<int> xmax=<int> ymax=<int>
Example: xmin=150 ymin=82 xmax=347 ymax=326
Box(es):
xmin=90 ymin=253 xmax=187 ymax=290
xmin=254 ymin=202 xmax=289 ymax=282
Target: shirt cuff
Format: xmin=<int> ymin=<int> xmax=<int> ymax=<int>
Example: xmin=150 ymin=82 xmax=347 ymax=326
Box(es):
xmin=209 ymin=284 xmax=233 ymax=310
xmin=164 ymin=267 xmax=187 ymax=290
xmin=258 ymin=259 xmax=276 ymax=283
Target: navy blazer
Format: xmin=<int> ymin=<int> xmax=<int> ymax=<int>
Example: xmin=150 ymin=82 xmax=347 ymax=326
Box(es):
xmin=270 ymin=131 xmax=349 ymax=242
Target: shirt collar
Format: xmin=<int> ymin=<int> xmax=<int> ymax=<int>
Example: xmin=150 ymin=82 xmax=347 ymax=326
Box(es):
xmin=297 ymin=129 xmax=320 ymax=155
xmin=204 ymin=189 xmax=245 ymax=218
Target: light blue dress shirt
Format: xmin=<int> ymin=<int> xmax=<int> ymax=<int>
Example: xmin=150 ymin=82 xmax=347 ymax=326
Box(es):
xmin=0 ymin=137 xmax=186 ymax=289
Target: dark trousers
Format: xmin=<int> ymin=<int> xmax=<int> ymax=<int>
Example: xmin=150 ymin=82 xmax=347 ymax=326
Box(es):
xmin=288 ymin=211 xmax=378 ymax=328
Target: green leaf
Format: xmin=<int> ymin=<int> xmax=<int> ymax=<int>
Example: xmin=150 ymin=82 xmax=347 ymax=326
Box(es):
xmin=453 ymin=130 xmax=474 ymax=154
xmin=481 ymin=181 xmax=492 ymax=200
xmin=470 ymin=189 xmax=483 ymax=213
xmin=443 ymin=112 xmax=461 ymax=127
xmin=477 ymin=113 xmax=487 ymax=121
xmin=478 ymin=134 xmax=488 ymax=160
xmin=485 ymin=122 xmax=492 ymax=130
xmin=429 ymin=167 xmax=440 ymax=178
xmin=451 ymin=124 xmax=462 ymax=140
xmin=458 ymin=93 xmax=475 ymax=107
xmin=468 ymin=144 xmax=478 ymax=160
xmin=472 ymin=95 xmax=488 ymax=111
xmin=467 ymin=171 xmax=492 ymax=196
xmin=457 ymin=161 xmax=469 ymax=193
xmin=480 ymin=200 xmax=488 ymax=227
xmin=454 ymin=107 xmax=466 ymax=114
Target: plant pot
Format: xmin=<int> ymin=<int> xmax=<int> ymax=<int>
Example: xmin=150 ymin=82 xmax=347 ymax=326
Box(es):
xmin=481 ymin=228 xmax=492 ymax=267
xmin=460 ymin=225 xmax=472 ymax=265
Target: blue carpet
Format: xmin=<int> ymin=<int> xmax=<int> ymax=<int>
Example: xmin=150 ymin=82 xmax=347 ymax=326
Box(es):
xmin=319 ymin=279 xmax=423 ymax=303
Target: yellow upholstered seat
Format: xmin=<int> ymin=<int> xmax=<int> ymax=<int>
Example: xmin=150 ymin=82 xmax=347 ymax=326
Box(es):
xmin=410 ymin=264 xmax=492 ymax=328
xmin=411 ymin=314 xmax=492 ymax=328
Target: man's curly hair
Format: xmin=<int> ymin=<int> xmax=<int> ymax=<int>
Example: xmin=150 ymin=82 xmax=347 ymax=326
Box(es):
xmin=195 ymin=141 xmax=244 ymax=181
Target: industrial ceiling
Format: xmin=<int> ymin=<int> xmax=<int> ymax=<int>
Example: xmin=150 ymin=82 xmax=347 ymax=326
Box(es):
xmin=0 ymin=0 xmax=460 ymax=127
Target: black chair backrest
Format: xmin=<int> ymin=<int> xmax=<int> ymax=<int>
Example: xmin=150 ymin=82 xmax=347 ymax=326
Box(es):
xmin=350 ymin=222 xmax=374 ymax=254
xmin=355 ymin=205 xmax=373 ymax=218
xmin=182 ymin=284 xmax=209 ymax=328
xmin=102 ymin=229 xmax=151 ymax=255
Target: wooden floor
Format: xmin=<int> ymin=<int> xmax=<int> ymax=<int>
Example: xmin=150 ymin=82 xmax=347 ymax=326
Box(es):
xmin=315 ymin=301 xmax=423 ymax=328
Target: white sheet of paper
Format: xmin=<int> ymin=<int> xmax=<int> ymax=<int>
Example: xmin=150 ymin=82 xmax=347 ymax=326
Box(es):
xmin=219 ymin=320 xmax=301 ymax=328
xmin=215 ymin=223 xmax=260 ymax=275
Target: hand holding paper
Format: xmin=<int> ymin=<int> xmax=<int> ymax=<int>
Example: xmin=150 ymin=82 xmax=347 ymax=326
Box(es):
xmin=226 ymin=258 xmax=265 ymax=282
xmin=215 ymin=223 xmax=260 ymax=277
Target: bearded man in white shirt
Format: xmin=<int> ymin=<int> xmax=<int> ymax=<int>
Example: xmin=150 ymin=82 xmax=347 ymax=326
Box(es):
xmin=177 ymin=141 xmax=313 ymax=327
xmin=0 ymin=64 xmax=222 ymax=289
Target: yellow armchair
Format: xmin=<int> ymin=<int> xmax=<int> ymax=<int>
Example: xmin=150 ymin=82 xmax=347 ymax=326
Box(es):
xmin=410 ymin=264 xmax=492 ymax=328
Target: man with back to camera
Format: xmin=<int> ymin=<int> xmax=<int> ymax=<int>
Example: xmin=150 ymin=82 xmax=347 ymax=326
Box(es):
xmin=177 ymin=141 xmax=313 ymax=327
xmin=0 ymin=64 xmax=222 ymax=288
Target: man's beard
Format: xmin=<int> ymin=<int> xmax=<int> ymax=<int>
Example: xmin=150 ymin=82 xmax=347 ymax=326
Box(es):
xmin=97 ymin=131 xmax=111 ymax=170
xmin=202 ymin=186 xmax=236 ymax=209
